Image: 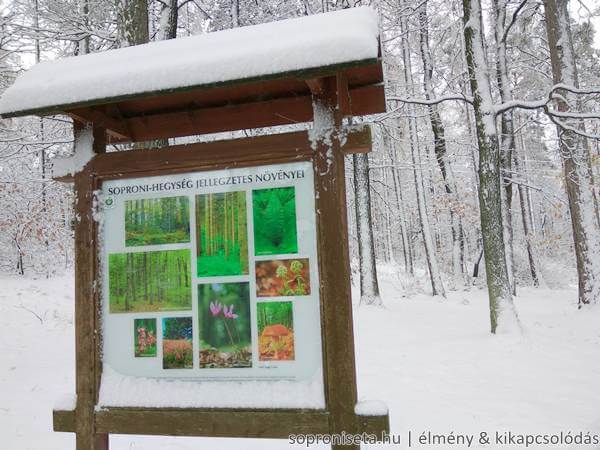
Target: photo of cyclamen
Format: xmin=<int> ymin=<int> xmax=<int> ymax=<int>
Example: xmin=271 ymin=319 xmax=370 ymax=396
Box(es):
xmin=198 ymin=283 xmax=252 ymax=368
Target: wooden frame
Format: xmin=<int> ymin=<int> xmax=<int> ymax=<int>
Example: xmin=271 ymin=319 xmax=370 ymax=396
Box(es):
xmin=44 ymin=67 xmax=389 ymax=450
xmin=57 ymin=118 xmax=389 ymax=450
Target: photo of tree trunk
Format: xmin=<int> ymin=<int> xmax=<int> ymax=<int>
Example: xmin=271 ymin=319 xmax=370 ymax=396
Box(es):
xmin=257 ymin=301 xmax=295 ymax=361
xmin=198 ymin=282 xmax=252 ymax=368
xmin=125 ymin=196 xmax=190 ymax=246
xmin=255 ymin=258 xmax=310 ymax=297
xmin=252 ymin=187 xmax=298 ymax=255
xmin=108 ymin=249 xmax=192 ymax=313
xmin=134 ymin=318 xmax=157 ymax=357
xmin=162 ymin=317 xmax=193 ymax=369
xmin=195 ymin=192 xmax=249 ymax=277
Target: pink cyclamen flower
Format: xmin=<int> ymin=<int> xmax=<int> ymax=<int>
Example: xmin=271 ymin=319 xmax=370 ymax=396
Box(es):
xmin=223 ymin=305 xmax=238 ymax=319
xmin=209 ymin=301 xmax=222 ymax=316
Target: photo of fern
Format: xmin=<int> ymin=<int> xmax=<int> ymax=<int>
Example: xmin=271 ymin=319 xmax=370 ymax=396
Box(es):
xmin=255 ymin=258 xmax=310 ymax=297
xmin=108 ymin=249 xmax=192 ymax=313
xmin=198 ymin=282 xmax=252 ymax=368
xmin=195 ymin=191 xmax=249 ymax=277
xmin=125 ymin=196 xmax=190 ymax=247
xmin=252 ymin=187 xmax=298 ymax=256
xmin=162 ymin=317 xmax=193 ymax=369
xmin=257 ymin=301 xmax=295 ymax=361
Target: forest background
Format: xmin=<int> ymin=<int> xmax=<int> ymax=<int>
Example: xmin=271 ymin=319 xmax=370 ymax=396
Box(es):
xmin=0 ymin=0 xmax=599 ymax=334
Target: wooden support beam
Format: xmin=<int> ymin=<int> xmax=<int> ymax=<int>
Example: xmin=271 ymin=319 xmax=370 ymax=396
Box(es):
xmin=53 ymin=407 xmax=389 ymax=441
xmin=69 ymin=108 xmax=132 ymax=141
xmin=73 ymin=124 xmax=106 ymax=450
xmin=53 ymin=128 xmax=372 ymax=183
xmin=72 ymin=85 xmax=383 ymax=144
xmin=312 ymin=75 xmax=359 ymax=450
xmin=94 ymin=408 xmax=330 ymax=438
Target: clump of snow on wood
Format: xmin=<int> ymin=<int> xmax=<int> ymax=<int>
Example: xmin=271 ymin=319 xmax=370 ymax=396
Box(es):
xmin=98 ymin=365 xmax=325 ymax=409
xmin=51 ymin=126 xmax=94 ymax=177
xmin=0 ymin=7 xmax=379 ymax=115
xmin=354 ymin=400 xmax=388 ymax=416
xmin=53 ymin=393 xmax=76 ymax=411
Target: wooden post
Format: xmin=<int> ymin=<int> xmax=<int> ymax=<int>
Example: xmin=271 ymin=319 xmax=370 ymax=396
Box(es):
xmin=73 ymin=122 xmax=108 ymax=450
xmin=312 ymin=75 xmax=359 ymax=450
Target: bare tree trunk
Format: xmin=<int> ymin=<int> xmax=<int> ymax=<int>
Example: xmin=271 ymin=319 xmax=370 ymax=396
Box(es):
xmin=117 ymin=0 xmax=148 ymax=47
xmin=387 ymin=129 xmax=414 ymax=275
xmin=418 ymin=1 xmax=465 ymax=287
xmin=493 ymin=0 xmax=517 ymax=295
xmin=353 ymin=153 xmax=382 ymax=306
xmin=462 ymin=0 xmax=519 ymax=333
xmin=399 ymin=9 xmax=446 ymax=297
xmin=158 ymin=0 xmax=178 ymax=40
xmin=544 ymin=0 xmax=600 ymax=306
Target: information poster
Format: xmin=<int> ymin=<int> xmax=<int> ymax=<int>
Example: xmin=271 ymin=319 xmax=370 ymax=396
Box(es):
xmin=100 ymin=161 xmax=323 ymax=381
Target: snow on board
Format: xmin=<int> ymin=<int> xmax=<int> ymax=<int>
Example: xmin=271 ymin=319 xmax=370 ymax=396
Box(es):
xmin=0 ymin=7 xmax=379 ymax=116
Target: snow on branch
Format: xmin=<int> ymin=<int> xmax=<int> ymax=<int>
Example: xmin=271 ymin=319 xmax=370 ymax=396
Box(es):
xmin=387 ymin=94 xmax=474 ymax=106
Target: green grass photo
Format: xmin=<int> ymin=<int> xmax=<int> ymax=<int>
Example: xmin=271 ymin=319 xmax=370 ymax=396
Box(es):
xmin=252 ymin=187 xmax=298 ymax=255
xmin=198 ymin=282 xmax=252 ymax=368
xmin=134 ymin=318 xmax=157 ymax=357
xmin=108 ymin=249 xmax=192 ymax=313
xmin=125 ymin=196 xmax=190 ymax=246
xmin=196 ymin=191 xmax=249 ymax=277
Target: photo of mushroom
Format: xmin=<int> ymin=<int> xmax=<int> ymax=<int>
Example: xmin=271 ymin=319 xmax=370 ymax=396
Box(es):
xmin=256 ymin=301 xmax=295 ymax=361
xmin=255 ymin=258 xmax=310 ymax=297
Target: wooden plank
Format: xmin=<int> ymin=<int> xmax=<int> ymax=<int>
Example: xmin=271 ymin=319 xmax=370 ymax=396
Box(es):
xmin=356 ymin=414 xmax=390 ymax=441
xmin=94 ymin=408 xmax=330 ymax=438
xmin=312 ymin=76 xmax=359 ymax=450
xmin=54 ymin=409 xmax=76 ymax=433
xmin=90 ymin=128 xmax=370 ymax=178
xmin=80 ymin=84 xmax=383 ymax=143
xmin=73 ymin=123 xmax=107 ymax=450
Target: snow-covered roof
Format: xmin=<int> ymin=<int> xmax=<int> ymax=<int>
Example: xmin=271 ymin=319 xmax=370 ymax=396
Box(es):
xmin=0 ymin=7 xmax=380 ymax=118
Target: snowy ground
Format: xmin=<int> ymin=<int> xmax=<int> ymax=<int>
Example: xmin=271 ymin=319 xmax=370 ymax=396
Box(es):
xmin=2 ymin=271 xmax=600 ymax=449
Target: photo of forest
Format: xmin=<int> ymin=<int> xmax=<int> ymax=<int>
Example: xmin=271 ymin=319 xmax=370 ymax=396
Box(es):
xmin=162 ymin=317 xmax=193 ymax=369
xmin=125 ymin=196 xmax=190 ymax=246
xmin=134 ymin=318 xmax=157 ymax=358
xmin=195 ymin=192 xmax=249 ymax=277
xmin=255 ymin=258 xmax=311 ymax=297
xmin=108 ymin=249 xmax=192 ymax=313
xmin=257 ymin=301 xmax=295 ymax=361
xmin=252 ymin=187 xmax=298 ymax=255
xmin=198 ymin=282 xmax=252 ymax=368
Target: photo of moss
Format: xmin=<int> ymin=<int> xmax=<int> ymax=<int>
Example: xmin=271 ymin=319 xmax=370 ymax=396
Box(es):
xmin=162 ymin=317 xmax=193 ymax=369
xmin=257 ymin=301 xmax=295 ymax=361
xmin=134 ymin=318 xmax=157 ymax=357
xmin=255 ymin=258 xmax=310 ymax=297
xmin=108 ymin=249 xmax=192 ymax=313
xmin=252 ymin=187 xmax=298 ymax=256
xmin=125 ymin=196 xmax=190 ymax=247
xmin=198 ymin=283 xmax=252 ymax=368
xmin=196 ymin=192 xmax=249 ymax=277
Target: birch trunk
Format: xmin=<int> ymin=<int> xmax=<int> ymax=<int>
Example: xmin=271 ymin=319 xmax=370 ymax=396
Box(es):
xmin=353 ymin=152 xmax=382 ymax=306
xmin=543 ymin=0 xmax=600 ymax=306
xmin=462 ymin=0 xmax=519 ymax=333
